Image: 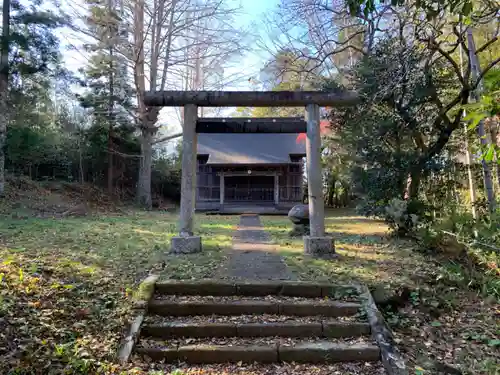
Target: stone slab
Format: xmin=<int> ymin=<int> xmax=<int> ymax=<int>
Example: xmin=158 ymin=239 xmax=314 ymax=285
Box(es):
xmin=226 ymin=215 xmax=296 ymax=280
xmin=154 ymin=280 xmax=361 ymax=299
xmin=279 ymin=301 xmax=362 ymax=317
xmin=321 ymin=285 xmax=359 ymax=298
xmin=236 ymin=322 xmax=323 ymax=337
xmin=236 ymin=281 xmax=284 ymax=296
xmin=303 ymin=236 xmax=335 ymax=257
xmin=178 ymin=345 xmax=278 ymax=364
xmin=280 ymin=282 xmax=322 ymax=297
xmin=357 ymin=284 xmax=408 ymax=375
xmin=135 ymin=346 xmax=179 ymax=362
xmin=170 ymin=235 xmax=202 ymax=254
xmin=131 ymin=300 xmax=148 ymax=310
xmin=132 ymin=274 xmax=159 ymax=310
xmin=278 ymin=342 xmax=380 ymax=363
xmin=155 ymin=280 xmax=237 ymax=296
xmin=148 ymin=300 xmax=280 ymax=316
xmin=141 ymin=323 xmax=238 ymax=338
xmin=117 ymin=314 xmax=144 ymax=364
xmin=322 ymin=321 xmax=371 ymax=338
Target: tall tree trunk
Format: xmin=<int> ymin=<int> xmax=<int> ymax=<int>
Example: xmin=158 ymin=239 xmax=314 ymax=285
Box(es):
xmin=107 ymin=0 xmax=114 ymax=195
xmin=394 ymin=133 xmax=407 ymax=200
xmin=133 ymin=0 xmax=152 ymax=208
xmin=476 ymin=122 xmax=496 ymax=212
xmin=0 ymin=0 xmax=10 ymax=196
xmin=496 ymin=129 xmax=500 ymax=192
xmin=407 ymin=168 xmax=422 ymax=200
xmin=107 ymin=130 xmax=113 ymax=193
xmin=342 ymin=183 xmax=350 ymax=207
xmin=457 ymin=25 xmax=478 ymax=220
xmin=467 ymin=28 xmax=496 ymax=213
xmin=488 ymin=116 xmax=500 ymax=190
xmin=107 ymin=56 xmax=114 ymax=195
xmin=132 ymin=0 xmax=176 ymax=209
xmin=326 ymin=174 xmax=335 ymax=206
xmin=137 ymin=127 xmax=153 ymax=208
xmin=79 ymin=140 xmax=84 ymax=184
xmin=463 ymin=124 xmax=478 ymax=218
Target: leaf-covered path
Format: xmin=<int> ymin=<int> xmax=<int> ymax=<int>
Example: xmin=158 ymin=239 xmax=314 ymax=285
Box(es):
xmin=220 ymin=215 xmax=296 ymax=280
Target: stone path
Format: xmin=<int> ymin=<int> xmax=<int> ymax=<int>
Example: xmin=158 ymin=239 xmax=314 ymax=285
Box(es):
xmin=126 ymin=216 xmax=391 ymax=372
xmin=224 ymin=214 xmax=296 ymax=281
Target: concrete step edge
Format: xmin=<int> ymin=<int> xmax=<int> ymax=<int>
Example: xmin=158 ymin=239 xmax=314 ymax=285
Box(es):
xmin=141 ymin=321 xmax=371 ymax=338
xmin=136 ymin=342 xmax=380 ymax=364
xmin=155 ymin=280 xmax=359 ymax=298
xmin=147 ymin=300 xmax=363 ymax=317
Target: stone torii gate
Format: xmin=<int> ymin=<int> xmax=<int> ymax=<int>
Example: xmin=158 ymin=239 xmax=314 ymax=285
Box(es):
xmin=143 ymin=90 xmax=357 ymax=255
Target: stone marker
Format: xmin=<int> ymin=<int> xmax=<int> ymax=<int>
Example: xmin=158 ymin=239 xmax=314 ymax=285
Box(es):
xmin=288 ymin=204 xmax=310 ymax=225
xmin=288 ymin=204 xmax=310 ymax=236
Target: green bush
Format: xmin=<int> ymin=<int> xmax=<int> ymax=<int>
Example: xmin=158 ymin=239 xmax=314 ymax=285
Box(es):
xmin=384 ymin=198 xmax=420 ymax=235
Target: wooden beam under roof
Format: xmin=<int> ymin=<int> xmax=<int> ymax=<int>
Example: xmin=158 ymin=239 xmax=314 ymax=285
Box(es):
xmin=196 ymin=117 xmax=307 ymax=133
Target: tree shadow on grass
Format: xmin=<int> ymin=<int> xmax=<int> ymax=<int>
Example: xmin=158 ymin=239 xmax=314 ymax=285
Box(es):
xmin=275 ymin=232 xmax=424 ymax=288
xmin=278 ymin=249 xmax=399 ymax=286
xmin=331 ymin=231 xmax=387 ymax=245
xmin=0 ymin=249 xmax=144 ymax=373
xmin=0 ymin=214 xmax=239 ymax=281
xmin=326 ymin=216 xmax=385 ymax=225
xmin=262 ymin=219 xmax=387 ymax=237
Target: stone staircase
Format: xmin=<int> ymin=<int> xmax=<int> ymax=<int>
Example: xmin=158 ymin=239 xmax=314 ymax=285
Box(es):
xmin=131 ymin=280 xmax=386 ymax=366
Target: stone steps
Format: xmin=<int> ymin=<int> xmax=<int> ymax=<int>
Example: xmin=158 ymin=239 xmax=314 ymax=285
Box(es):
xmin=136 ymin=341 xmax=380 ymax=364
xmin=141 ymin=320 xmax=371 ymax=339
xmin=131 ymin=280 xmax=382 ymax=366
xmin=148 ymin=298 xmax=362 ymax=317
xmin=154 ymin=280 xmax=358 ymax=298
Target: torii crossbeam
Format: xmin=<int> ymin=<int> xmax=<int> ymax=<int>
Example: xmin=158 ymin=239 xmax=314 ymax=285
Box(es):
xmin=143 ymin=90 xmax=357 ymax=107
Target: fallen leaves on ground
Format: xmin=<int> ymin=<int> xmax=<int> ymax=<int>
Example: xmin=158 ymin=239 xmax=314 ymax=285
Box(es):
xmin=144 ymin=314 xmax=361 ymax=324
xmin=138 ymin=336 xmax=376 ymax=348
xmin=262 ymin=211 xmax=500 ymax=375
xmin=0 ymin=253 xmax=127 ymax=373
xmin=0 ymin=212 xmax=238 ymax=374
xmin=154 ymin=295 xmax=359 ymax=303
xmin=128 ymin=361 xmax=386 ymax=375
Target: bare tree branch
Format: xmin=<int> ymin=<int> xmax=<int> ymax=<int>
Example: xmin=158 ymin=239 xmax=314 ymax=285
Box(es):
xmin=475 ymin=56 xmax=500 ymax=89
xmin=476 ymin=35 xmax=499 ymax=55
xmin=431 ymin=42 xmax=467 ymax=87
xmin=106 ymin=148 xmax=142 ymax=158
xmin=152 ymin=132 xmax=182 ymax=144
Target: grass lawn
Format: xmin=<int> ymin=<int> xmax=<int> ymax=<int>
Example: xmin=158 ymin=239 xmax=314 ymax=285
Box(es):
xmin=262 ymin=209 xmax=499 ymax=375
xmin=262 ymin=210 xmax=424 ymax=286
xmin=0 ymin=212 xmax=238 ymax=374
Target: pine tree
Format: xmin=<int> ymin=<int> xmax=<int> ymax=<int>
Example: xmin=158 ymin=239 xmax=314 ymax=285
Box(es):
xmin=0 ymin=0 xmax=64 ymax=194
xmin=78 ymin=0 xmax=135 ymax=192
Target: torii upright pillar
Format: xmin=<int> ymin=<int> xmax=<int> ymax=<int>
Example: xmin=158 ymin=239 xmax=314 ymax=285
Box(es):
xmin=170 ymin=104 xmax=202 ymax=253
xmin=304 ymin=104 xmax=334 ymax=256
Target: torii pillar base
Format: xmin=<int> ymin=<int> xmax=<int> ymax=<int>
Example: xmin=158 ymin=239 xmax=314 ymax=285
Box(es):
xmin=170 ymin=235 xmax=202 ymax=254
xmin=303 ymin=236 xmax=336 ymax=258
